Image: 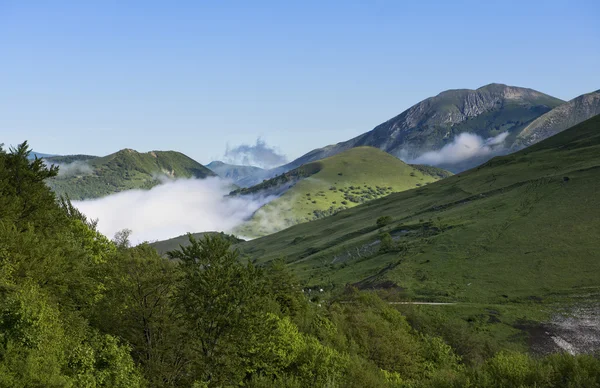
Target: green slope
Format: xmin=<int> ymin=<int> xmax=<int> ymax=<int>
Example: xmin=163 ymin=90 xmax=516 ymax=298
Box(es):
xmin=233 ymin=147 xmax=452 ymax=237
xmin=47 ymin=148 xmax=216 ymax=200
xmin=236 ymin=115 xmax=600 ymax=305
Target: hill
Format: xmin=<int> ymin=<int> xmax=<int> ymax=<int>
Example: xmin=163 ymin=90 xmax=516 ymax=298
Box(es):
xmin=237 ymin=114 xmax=600 ymax=301
xmin=45 ymin=154 xmax=98 ymax=164
xmin=233 ymin=115 xmax=600 ymax=354
xmin=264 ymin=84 xmax=563 ymax=177
xmin=513 ymin=90 xmax=600 ymax=149
xmin=46 ymin=148 xmax=216 ymax=199
xmin=206 ymin=161 xmax=265 ymax=187
xmin=232 ymin=146 xmax=452 ymax=237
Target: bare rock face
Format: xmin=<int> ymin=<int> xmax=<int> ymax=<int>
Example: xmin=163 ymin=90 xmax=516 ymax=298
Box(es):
xmin=514 ymin=91 xmax=600 ymax=149
xmin=277 ymin=83 xmax=562 ymax=174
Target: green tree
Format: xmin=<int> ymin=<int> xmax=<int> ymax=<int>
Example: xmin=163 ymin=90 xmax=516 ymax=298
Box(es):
xmin=168 ymin=234 xmax=269 ymax=385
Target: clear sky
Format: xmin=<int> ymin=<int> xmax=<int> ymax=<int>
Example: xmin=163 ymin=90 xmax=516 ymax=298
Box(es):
xmin=1 ymin=0 xmax=599 ymax=164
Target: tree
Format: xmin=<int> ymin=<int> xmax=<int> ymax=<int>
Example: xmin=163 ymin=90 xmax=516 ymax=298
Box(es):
xmin=92 ymin=244 xmax=187 ymax=387
xmin=168 ymin=234 xmax=269 ymax=385
xmin=379 ymin=232 xmax=394 ymax=253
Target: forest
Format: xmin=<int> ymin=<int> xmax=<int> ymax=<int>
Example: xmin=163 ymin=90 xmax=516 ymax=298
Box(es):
xmin=1 ymin=142 xmax=599 ymax=387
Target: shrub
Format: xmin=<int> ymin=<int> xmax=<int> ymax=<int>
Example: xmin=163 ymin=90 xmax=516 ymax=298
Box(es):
xmin=376 ymin=216 xmax=393 ymax=228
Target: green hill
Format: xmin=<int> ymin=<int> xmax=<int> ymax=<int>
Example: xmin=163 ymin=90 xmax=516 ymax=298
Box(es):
xmin=233 ymin=115 xmax=600 ymax=354
xmin=233 ymin=146 xmax=452 ymax=237
xmin=47 ymin=148 xmax=216 ymax=199
xmin=237 ymin=115 xmax=600 ymax=302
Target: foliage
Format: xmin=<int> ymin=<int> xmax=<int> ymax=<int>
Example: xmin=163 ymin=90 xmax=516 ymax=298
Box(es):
xmin=2 ymin=140 xmax=600 ymax=387
xmin=377 ymin=215 xmax=393 ymax=228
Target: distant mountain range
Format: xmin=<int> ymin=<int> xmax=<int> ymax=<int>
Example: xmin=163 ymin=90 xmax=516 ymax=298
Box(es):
xmin=36 ymin=83 xmax=600 ymax=207
xmin=46 ymin=148 xmax=215 ymax=200
xmin=205 ymin=161 xmax=265 ymax=184
xmin=282 ymin=84 xmax=563 ymax=170
xmin=27 ymin=151 xmax=58 ymax=160
xmin=232 ymin=146 xmax=452 ymax=237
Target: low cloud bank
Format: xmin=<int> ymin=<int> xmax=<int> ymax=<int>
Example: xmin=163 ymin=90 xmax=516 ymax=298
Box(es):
xmin=46 ymin=161 xmax=93 ymax=177
xmin=73 ymin=177 xmax=275 ymax=244
xmin=410 ymin=132 xmax=509 ymax=166
xmin=224 ymin=138 xmax=287 ymax=169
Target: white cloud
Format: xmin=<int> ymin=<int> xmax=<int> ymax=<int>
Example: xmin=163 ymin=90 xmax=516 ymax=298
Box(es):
xmin=46 ymin=161 xmax=93 ymax=177
xmin=410 ymin=132 xmax=509 ymax=166
xmin=73 ymin=177 xmax=275 ymax=244
xmin=224 ymin=137 xmax=288 ymax=169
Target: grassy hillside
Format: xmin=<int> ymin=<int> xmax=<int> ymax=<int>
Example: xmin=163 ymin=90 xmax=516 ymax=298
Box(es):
xmin=47 ymin=148 xmax=216 ymax=199
xmin=237 ymin=115 xmax=600 ymax=303
xmin=232 ymin=115 xmax=600 ymax=354
xmin=233 ymin=147 xmax=452 ymax=237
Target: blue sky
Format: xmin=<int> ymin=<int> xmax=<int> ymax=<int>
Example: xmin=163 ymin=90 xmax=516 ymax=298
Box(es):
xmin=1 ymin=0 xmax=599 ymax=164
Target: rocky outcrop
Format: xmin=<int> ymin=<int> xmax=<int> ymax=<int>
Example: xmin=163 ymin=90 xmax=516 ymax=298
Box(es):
xmin=513 ymin=91 xmax=600 ymax=149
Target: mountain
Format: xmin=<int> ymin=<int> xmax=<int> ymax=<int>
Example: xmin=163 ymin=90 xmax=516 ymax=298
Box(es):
xmin=236 ymin=114 xmax=600 ymax=303
xmin=206 ymin=161 xmax=265 ymax=186
xmin=232 ymin=146 xmax=452 ymax=237
xmin=46 ymin=148 xmax=216 ymax=200
xmin=27 ymin=151 xmax=58 ymax=160
xmin=513 ymin=90 xmax=600 ymax=149
xmin=271 ymin=83 xmax=563 ymax=175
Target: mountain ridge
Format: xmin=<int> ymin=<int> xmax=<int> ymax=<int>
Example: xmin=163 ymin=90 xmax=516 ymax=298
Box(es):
xmin=513 ymin=90 xmax=600 ymax=149
xmin=47 ymin=148 xmax=216 ymax=200
xmin=238 ymin=83 xmax=563 ymax=186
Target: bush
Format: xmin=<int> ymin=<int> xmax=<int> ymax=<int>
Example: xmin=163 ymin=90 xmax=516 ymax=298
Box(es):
xmin=376 ymin=216 xmax=393 ymax=228
xmin=379 ymin=232 xmax=394 ymax=253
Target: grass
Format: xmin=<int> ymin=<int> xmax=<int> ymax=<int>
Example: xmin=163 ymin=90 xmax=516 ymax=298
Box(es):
xmin=229 ymin=114 xmax=600 ymax=352
xmin=235 ymin=114 xmax=600 ymax=307
xmin=47 ymin=148 xmax=215 ymax=199
xmin=233 ymin=146 xmax=452 ymax=237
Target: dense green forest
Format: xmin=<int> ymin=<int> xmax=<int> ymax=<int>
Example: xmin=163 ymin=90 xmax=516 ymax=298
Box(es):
xmin=1 ymin=142 xmax=599 ymax=387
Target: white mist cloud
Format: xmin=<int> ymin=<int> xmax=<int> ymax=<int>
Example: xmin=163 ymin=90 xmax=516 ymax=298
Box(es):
xmin=410 ymin=132 xmax=509 ymax=166
xmin=224 ymin=137 xmax=288 ymax=169
xmin=47 ymin=161 xmax=93 ymax=177
xmin=73 ymin=177 xmax=275 ymax=244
